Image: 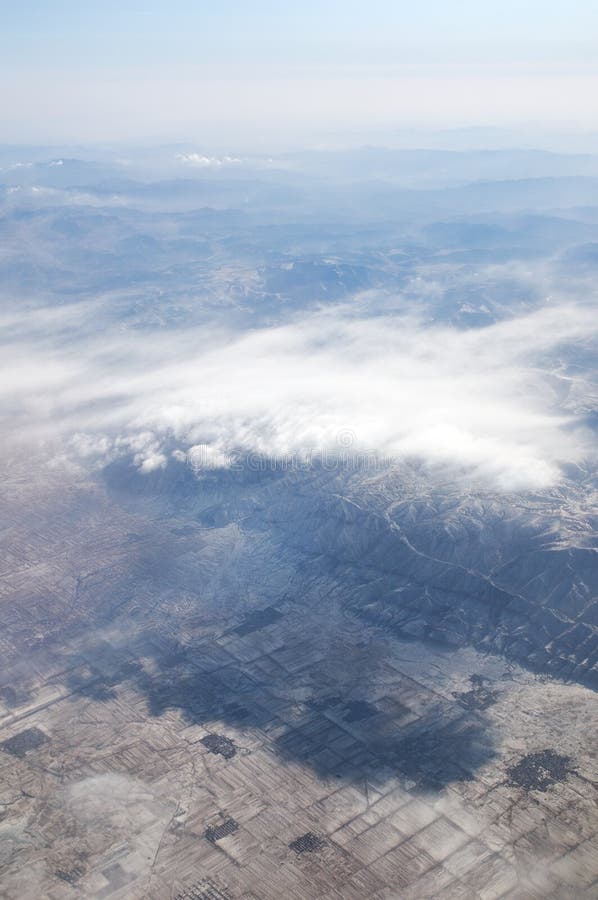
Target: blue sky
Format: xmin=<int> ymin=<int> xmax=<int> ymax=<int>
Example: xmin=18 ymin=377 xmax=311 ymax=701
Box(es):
xmin=5 ymin=2 xmax=598 ymax=64
xmin=2 ymin=2 xmax=597 ymax=144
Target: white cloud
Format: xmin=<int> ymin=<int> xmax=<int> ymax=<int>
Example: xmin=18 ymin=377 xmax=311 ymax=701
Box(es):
xmin=176 ymin=153 xmax=242 ymax=167
xmin=137 ymin=451 xmax=167 ymax=473
xmin=0 ymin=161 xmax=32 ymax=171
xmin=2 ymin=302 xmax=596 ymax=491
xmin=187 ymin=443 xmax=234 ymax=471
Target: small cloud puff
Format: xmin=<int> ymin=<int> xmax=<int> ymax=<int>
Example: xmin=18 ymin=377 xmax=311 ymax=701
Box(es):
xmin=138 ymin=452 xmax=167 ymax=473
xmin=187 ymin=443 xmax=234 ymax=471
xmin=176 ymin=153 xmax=242 ymax=168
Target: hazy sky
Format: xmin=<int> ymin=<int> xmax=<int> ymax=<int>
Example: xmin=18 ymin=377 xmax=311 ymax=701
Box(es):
xmin=2 ymin=2 xmax=598 ymax=145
